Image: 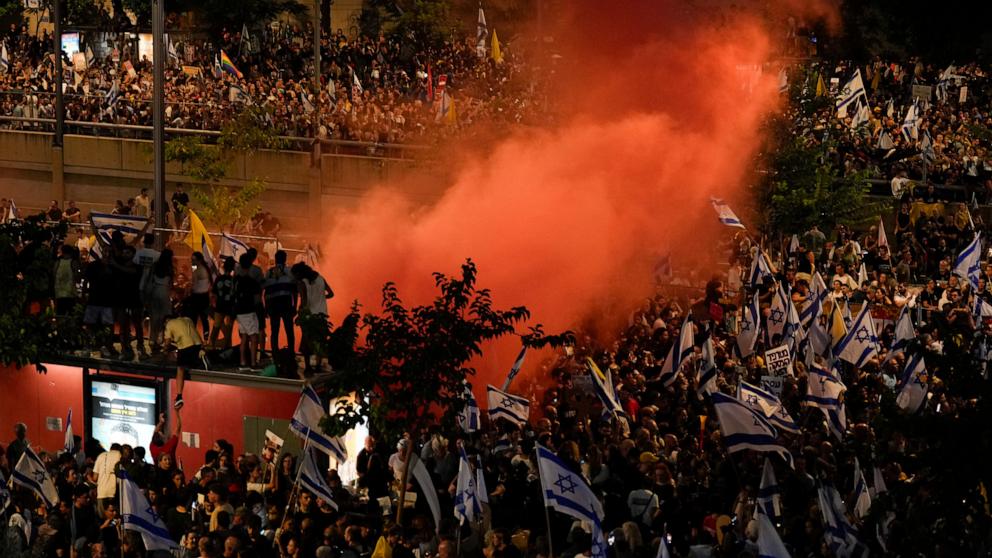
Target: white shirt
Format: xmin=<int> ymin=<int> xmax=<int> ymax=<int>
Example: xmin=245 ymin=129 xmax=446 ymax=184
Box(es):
xmin=94 ymin=449 xmax=121 ymax=499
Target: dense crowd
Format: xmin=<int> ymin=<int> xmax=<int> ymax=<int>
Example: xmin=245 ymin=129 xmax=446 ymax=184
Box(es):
xmin=0 ymin=22 xmax=539 ymax=143
xmin=3 ymin=192 xmax=992 ymax=557
xmin=792 ymin=59 xmax=992 ymax=198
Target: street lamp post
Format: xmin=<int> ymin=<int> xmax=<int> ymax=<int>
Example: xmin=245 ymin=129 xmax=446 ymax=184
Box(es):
xmin=152 ymin=0 xmax=166 ymax=247
xmin=52 ymin=0 xmax=63 ymax=147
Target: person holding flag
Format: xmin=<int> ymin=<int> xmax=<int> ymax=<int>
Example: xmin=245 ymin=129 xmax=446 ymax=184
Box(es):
xmin=535 ymin=444 xmax=607 ymax=558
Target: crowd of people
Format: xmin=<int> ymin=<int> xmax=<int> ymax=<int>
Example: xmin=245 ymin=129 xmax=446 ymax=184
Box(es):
xmin=790 ymin=58 xmax=992 ymax=199
xmin=2 ymin=191 xmax=992 ymax=557
xmin=0 ymin=21 xmax=539 ymax=145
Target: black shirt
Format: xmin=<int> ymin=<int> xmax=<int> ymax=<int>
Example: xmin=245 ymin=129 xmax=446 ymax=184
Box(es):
xmin=171 ymin=191 xmax=189 ymax=213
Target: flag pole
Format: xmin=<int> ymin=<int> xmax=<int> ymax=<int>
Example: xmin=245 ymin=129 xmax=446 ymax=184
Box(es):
xmin=535 ymin=446 xmax=554 ymax=558
xmin=278 ymin=435 xmax=311 ymax=532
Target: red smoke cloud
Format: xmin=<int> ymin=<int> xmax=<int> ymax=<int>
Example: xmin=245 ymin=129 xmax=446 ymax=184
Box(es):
xmin=320 ymin=2 xmax=812 ymax=385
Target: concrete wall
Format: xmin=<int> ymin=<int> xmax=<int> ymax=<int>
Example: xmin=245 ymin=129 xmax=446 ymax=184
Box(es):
xmin=0 ymin=130 xmax=425 ymax=236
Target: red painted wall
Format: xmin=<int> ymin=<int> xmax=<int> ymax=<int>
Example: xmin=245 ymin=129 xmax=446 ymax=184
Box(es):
xmin=0 ymin=364 xmax=84 ymax=456
xmin=0 ymin=364 xmax=299 ymax=470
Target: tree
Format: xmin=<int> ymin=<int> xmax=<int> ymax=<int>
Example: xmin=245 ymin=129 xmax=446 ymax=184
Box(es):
xmin=317 ymin=259 xmax=572 ymax=442
xmin=164 ymin=105 xmax=284 ymax=229
xmin=0 ymin=0 xmax=22 ymax=30
xmin=752 ymin=70 xmax=881 ymax=236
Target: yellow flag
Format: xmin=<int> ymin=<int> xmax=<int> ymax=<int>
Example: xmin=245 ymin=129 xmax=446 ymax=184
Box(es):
xmin=871 ymin=67 xmax=880 ymax=91
xmin=829 ymin=302 xmax=848 ymax=349
xmin=586 ymin=357 xmax=608 ymax=383
xmin=491 ymin=28 xmax=503 ymax=64
xmin=184 ymin=208 xmax=215 ymax=253
xmin=816 ymin=73 xmax=826 ymax=97
xmin=444 ymin=95 xmax=457 ymax=125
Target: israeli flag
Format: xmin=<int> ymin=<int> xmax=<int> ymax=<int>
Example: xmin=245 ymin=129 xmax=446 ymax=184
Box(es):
xmin=289 ymin=385 xmax=348 ymax=464
xmin=756 ymin=509 xmax=792 ymax=558
xmin=454 ymin=446 xmax=481 ymax=525
xmin=710 ymin=392 xmax=793 ymax=468
xmin=12 ymin=447 xmax=59 ymax=507
xmin=836 ymin=69 xmax=866 ymax=117
xmin=749 ymin=247 xmax=774 ymax=286
xmin=889 ymin=301 xmax=915 ymax=357
xmin=0 ymin=42 xmax=8 ymax=74
xmin=487 ymin=385 xmax=530 ymax=427
xmin=852 ymin=458 xmax=872 ymax=519
xmin=656 ymin=537 xmax=671 ymax=558
xmin=806 ymin=364 xmax=847 ymax=440
xmin=901 ymin=99 xmax=920 ymax=142
xmin=758 ymin=458 xmax=782 ymax=522
xmin=587 ymin=358 xmax=624 ymax=417
xmin=659 ymin=315 xmax=694 ymax=387
xmin=739 ymin=381 xmax=799 ymax=434
xmin=457 ymin=382 xmax=480 ymax=434
xmin=64 ymin=408 xmax=74 ymax=454
xmin=299 ymin=446 xmax=338 ymax=510
xmin=5 ymin=198 xmax=17 ymax=222
xmin=476 ymin=461 xmax=489 ymax=506
xmin=90 ymin=211 xmax=149 ymax=239
xmin=536 ymin=444 xmax=607 ymax=558
xmin=800 ymin=272 xmax=829 ymax=330
xmin=104 ymin=80 xmax=120 ymax=115
xmin=833 ymin=303 xmax=879 ymax=368
xmin=0 ymin=470 xmax=11 ymax=515
xmin=737 ymin=292 xmax=761 ymax=358
xmin=953 ymin=233 xmax=982 ymax=289
xmin=818 ymin=484 xmax=867 ymax=557
xmin=710 ymin=197 xmax=746 ymax=228
xmin=410 ymin=453 xmax=442 ymax=532
xmin=501 ymin=344 xmax=528 ymax=391
xmin=896 ymin=353 xmax=928 ymax=414
xmin=767 ymin=283 xmax=790 ymax=345
xmin=696 ymin=336 xmax=718 ymax=395
xmin=976 ymin=297 xmax=992 ymax=321
xmin=120 ymin=471 xmax=178 ymax=550
xmin=219 ymin=232 xmax=249 ymax=261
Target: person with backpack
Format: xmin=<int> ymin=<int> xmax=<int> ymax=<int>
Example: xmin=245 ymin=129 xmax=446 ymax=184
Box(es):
xmin=262 ymin=250 xmax=298 ymax=358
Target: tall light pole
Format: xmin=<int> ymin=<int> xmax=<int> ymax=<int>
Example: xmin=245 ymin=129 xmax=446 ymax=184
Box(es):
xmin=52 ymin=0 xmax=63 ymax=147
xmin=152 ymin=0 xmax=166 ymax=247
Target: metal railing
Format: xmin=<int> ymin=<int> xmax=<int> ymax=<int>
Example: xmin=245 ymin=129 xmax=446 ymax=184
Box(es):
xmin=0 ymin=115 xmax=430 ymax=159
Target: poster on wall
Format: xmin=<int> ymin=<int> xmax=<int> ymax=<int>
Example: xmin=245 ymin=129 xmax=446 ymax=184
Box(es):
xmin=89 ymin=379 xmax=158 ymax=463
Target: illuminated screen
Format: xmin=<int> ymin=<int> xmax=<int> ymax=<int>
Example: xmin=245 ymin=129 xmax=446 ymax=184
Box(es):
xmin=90 ymin=380 xmax=158 ymax=463
xmin=61 ymin=33 xmax=80 ymax=56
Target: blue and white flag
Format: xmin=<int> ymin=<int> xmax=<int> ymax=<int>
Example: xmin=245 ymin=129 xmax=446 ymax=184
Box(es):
xmin=501 ymin=344 xmax=528 ymax=391
xmin=976 ymin=297 xmax=992 ymax=320
xmin=696 ymin=336 xmax=718 ymax=395
xmin=758 ymin=458 xmax=782 ymax=522
xmin=710 ymin=392 xmax=793 ymax=468
xmin=889 ymin=301 xmax=915 ymax=357
xmin=476 ymin=460 xmax=489 ymax=507
xmin=299 ymin=446 xmax=338 ymax=510
xmin=901 ymin=99 xmax=920 ymax=142
xmin=800 ymin=272 xmax=828 ymax=330
xmin=0 ymin=470 xmax=11 ymax=515
xmin=896 ymin=353 xmax=928 ymax=414
xmin=818 ymin=484 xmax=867 ymax=557
xmin=749 ymin=247 xmax=774 ymax=286
xmin=476 ymin=6 xmax=488 ymax=58
xmin=836 ymin=69 xmax=867 ymax=117
xmin=90 ymin=211 xmax=149 ymax=240
xmin=11 ymin=446 xmax=59 ymax=507
xmin=536 ymin=444 xmax=607 ymax=558
xmin=710 ymin=197 xmax=746 ymax=229
xmin=737 ymin=292 xmax=760 ymax=358
xmin=454 ymin=446 xmax=481 ymax=525
xmin=0 ymin=43 xmax=8 ymax=74
xmin=105 ymin=80 xmax=120 ymax=114
xmin=757 ymin=509 xmax=792 ymax=558
xmin=852 ymin=458 xmax=871 ymax=519
xmin=833 ymin=303 xmax=879 ymax=368
xmin=486 ymin=385 xmax=530 ymax=427
xmin=289 ymin=385 xmax=348 ymax=464
xmin=659 ymin=315 xmax=694 ymax=386
xmin=807 ymin=364 xmax=847 ymax=440
xmin=767 ymin=283 xmax=790 ymax=346
xmin=739 ymin=381 xmax=799 ymax=434
xmin=64 ymin=408 xmax=74 ymax=454
xmin=655 ymin=537 xmax=671 ymax=558
xmin=458 ymin=382 xmax=480 ymax=434
xmin=954 ymin=233 xmax=982 ymax=289
xmin=587 ymin=359 xmax=624 ymax=416
xmin=410 ymin=453 xmax=442 ymax=532
xmin=120 ymin=471 xmax=178 ymax=550
xmin=219 ymin=232 xmax=249 ymax=262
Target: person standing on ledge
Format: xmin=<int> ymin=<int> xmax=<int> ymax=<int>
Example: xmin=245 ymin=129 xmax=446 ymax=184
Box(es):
xmin=164 ymin=305 xmax=205 ymax=410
